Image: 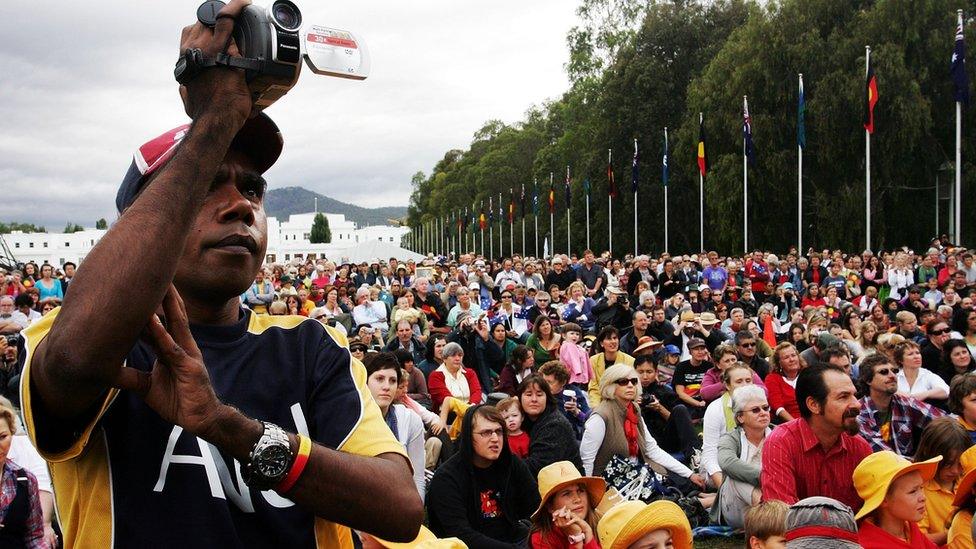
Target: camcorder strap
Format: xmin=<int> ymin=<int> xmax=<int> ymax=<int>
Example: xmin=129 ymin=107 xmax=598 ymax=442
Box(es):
xmin=174 ymin=48 xmax=295 ymax=86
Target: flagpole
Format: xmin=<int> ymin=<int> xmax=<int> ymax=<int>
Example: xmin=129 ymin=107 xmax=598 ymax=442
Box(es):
xmin=798 ymin=74 xmax=804 ymax=254
xmin=865 ymin=46 xmax=872 ymax=252
xmin=608 ymin=149 xmax=613 ymax=255
xmin=549 ymin=172 xmax=555 ymax=258
xmin=534 ymin=178 xmax=539 ymax=258
xmin=566 ymin=166 xmax=571 ymax=256
xmin=743 ymin=95 xmax=749 ymax=255
xmin=634 ymin=138 xmax=639 ymax=257
xmin=586 ymin=183 xmax=591 ymax=250
xmin=699 ymin=112 xmax=705 ymax=252
xmin=489 ymin=196 xmax=494 ymax=260
xmin=664 ymin=127 xmax=669 ymax=255
xmin=957 ymin=9 xmax=964 ymax=245
xmin=498 ymin=193 xmax=503 ymax=257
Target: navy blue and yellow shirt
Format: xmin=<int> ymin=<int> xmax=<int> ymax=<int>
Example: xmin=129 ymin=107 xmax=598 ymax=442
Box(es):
xmin=19 ymin=308 xmax=407 ymax=548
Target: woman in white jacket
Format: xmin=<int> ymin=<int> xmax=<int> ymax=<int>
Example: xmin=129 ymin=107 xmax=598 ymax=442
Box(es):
xmin=364 ymin=352 xmax=427 ymax=498
xmin=580 ymin=363 xmax=705 ymax=489
xmin=886 ymin=252 xmax=915 ymax=301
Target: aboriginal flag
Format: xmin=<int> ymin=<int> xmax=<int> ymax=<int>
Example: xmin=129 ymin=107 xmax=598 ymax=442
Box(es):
xmin=697 ymin=117 xmax=708 ymax=176
xmin=608 ymin=161 xmax=618 ymax=198
xmin=864 ymin=56 xmax=878 ymax=134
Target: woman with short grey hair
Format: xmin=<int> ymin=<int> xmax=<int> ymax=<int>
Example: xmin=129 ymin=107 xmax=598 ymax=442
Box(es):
xmin=426 ymin=342 xmax=483 ymax=411
xmin=711 ymin=384 xmax=771 ymax=528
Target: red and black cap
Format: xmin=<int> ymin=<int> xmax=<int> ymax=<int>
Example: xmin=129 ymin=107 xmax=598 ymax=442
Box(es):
xmin=116 ymin=113 xmax=283 ymax=212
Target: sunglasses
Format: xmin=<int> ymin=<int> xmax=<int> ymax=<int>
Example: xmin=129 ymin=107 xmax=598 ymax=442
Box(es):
xmin=743 ymin=404 xmax=771 ymax=414
xmin=501 ymin=295 xmax=512 ymax=299
xmin=350 ymin=346 xmax=367 ymax=353
xmin=929 ymin=328 xmax=950 ymax=336
xmin=614 ymin=378 xmax=640 ymax=386
xmin=876 ymin=367 xmax=900 ymax=377
xmin=739 ymin=342 xmax=756 ymax=348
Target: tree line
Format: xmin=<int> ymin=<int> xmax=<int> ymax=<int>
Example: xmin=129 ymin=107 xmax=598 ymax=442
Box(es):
xmin=408 ymin=0 xmax=976 ymax=255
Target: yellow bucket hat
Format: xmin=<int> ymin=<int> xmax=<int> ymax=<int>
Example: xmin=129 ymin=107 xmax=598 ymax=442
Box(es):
xmin=852 ymin=450 xmax=941 ymax=521
xmin=597 ymin=500 xmax=692 ymax=549
xmin=368 ymin=526 xmax=468 ymax=549
xmin=532 ymin=461 xmax=606 ymax=520
xmin=952 ymin=444 xmax=976 ymax=506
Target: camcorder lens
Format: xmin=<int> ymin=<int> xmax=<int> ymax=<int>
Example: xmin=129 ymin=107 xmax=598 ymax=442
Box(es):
xmin=271 ymin=1 xmax=301 ymax=31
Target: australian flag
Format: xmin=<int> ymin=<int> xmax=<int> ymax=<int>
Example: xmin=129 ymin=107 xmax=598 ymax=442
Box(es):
xmin=743 ymin=97 xmax=756 ymax=166
xmin=953 ymin=18 xmax=970 ymax=105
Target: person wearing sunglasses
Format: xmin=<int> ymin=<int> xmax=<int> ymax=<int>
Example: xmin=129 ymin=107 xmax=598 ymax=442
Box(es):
xmin=921 ymin=319 xmax=953 ymax=374
xmin=580 ymin=364 xmax=705 ymax=491
xmin=856 ymin=354 xmax=945 ymax=456
xmin=711 ymin=385 xmax=772 ymax=528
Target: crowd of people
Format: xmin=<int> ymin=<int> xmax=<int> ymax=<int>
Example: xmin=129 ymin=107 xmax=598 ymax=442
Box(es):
xmin=8 ymin=237 xmax=976 ymax=547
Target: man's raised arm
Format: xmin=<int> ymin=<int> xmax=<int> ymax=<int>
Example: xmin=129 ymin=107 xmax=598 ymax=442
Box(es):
xmin=29 ymin=0 xmax=255 ymax=427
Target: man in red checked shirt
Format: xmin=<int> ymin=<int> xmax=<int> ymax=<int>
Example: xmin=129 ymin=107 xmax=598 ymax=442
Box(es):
xmin=760 ymin=364 xmax=872 ymax=511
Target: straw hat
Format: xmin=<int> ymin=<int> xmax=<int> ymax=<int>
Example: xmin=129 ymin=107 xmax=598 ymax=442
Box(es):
xmin=532 ymin=461 xmax=606 ymax=520
xmin=699 ymin=311 xmax=719 ymax=326
xmin=369 ymin=526 xmax=467 ymax=549
xmin=852 ymin=450 xmax=941 ymax=520
xmin=952 ymin=444 xmax=976 ymax=506
xmin=678 ymin=310 xmax=697 ymax=323
xmin=633 ymin=336 xmax=663 ymax=354
xmin=597 ymin=500 xmax=691 ymax=549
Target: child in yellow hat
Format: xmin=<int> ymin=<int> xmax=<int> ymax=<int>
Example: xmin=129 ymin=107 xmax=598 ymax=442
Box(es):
xmin=597 ymin=500 xmax=691 ymax=549
xmin=913 ymin=417 xmax=971 ymax=546
xmin=947 ymin=444 xmax=976 ymax=548
xmin=528 ymin=461 xmax=605 ymax=548
xmin=852 ymin=450 xmax=941 ymax=548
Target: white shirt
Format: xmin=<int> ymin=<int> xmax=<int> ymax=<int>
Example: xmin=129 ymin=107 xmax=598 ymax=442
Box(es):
xmin=580 ymin=413 xmax=692 ymax=478
xmin=435 ymin=364 xmax=471 ymax=402
xmin=8 ymin=433 xmax=51 ymax=494
xmin=702 ymin=396 xmax=733 ymax=477
xmin=896 ymin=367 xmax=949 ymax=399
xmin=352 ymin=301 xmax=388 ymax=332
xmin=390 ymin=404 xmax=426 ymax=499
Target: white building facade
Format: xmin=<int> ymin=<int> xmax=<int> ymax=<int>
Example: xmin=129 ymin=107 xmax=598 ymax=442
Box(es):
xmin=3 ymin=212 xmax=409 ymax=268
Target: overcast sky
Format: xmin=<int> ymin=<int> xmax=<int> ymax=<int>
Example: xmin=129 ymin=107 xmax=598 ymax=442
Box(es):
xmin=0 ymin=1 xmax=578 ymax=228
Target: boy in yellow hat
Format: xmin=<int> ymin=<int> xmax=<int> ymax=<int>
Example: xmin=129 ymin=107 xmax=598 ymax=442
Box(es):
xmin=852 ymin=450 xmax=941 ymax=548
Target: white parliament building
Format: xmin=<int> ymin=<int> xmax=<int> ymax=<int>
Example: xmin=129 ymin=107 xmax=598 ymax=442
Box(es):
xmin=3 ymin=213 xmax=411 ymax=268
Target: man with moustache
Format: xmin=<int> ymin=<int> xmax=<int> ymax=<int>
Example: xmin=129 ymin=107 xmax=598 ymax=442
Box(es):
xmin=760 ymin=364 xmax=872 ymax=510
xmin=427 ymin=405 xmax=539 ymax=547
xmin=855 ymin=354 xmax=944 ymax=457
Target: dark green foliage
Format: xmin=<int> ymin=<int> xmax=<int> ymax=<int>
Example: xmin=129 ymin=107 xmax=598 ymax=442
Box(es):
xmin=310 ymin=213 xmax=332 ymax=244
xmin=410 ymin=0 xmax=976 ymax=254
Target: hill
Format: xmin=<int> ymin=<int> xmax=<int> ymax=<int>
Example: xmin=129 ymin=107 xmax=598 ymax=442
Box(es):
xmin=265 ymin=187 xmax=407 ymax=227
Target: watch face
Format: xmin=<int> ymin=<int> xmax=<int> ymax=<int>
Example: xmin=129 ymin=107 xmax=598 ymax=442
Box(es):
xmin=257 ymin=445 xmax=291 ymax=479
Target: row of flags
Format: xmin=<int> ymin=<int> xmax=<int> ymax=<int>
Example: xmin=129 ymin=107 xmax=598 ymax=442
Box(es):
xmin=441 ymin=24 xmax=969 ymax=232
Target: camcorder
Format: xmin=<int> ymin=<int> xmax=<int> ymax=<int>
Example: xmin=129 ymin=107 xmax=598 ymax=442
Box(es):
xmin=176 ymin=0 xmax=371 ymax=111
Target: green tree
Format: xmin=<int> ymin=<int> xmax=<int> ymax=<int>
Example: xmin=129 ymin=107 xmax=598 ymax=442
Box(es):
xmin=95 ymin=218 xmax=108 ymax=230
xmin=310 ymin=213 xmax=331 ymax=244
xmin=0 ymin=222 xmax=45 ymax=233
xmin=63 ymin=222 xmax=84 ymax=233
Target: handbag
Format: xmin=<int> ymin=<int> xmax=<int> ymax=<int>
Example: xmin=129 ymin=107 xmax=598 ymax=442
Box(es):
xmin=601 ymin=454 xmax=710 ymax=527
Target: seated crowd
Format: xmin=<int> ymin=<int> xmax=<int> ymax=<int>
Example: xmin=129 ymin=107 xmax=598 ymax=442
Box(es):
xmin=7 ymin=240 xmax=976 ymax=547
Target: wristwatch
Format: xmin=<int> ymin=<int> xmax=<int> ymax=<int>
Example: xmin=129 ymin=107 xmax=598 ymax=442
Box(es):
xmin=242 ymin=422 xmax=293 ymax=490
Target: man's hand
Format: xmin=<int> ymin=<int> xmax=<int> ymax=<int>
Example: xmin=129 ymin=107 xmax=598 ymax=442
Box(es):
xmin=178 ymin=0 xmax=253 ymax=123
xmin=113 ymin=286 xmax=224 ymax=440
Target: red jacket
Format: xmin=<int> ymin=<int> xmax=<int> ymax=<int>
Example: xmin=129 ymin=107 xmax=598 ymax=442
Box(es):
xmin=428 ymin=367 xmax=483 ymax=411
xmin=529 ymin=529 xmax=601 ymax=549
xmin=766 ymin=373 xmax=800 ymax=419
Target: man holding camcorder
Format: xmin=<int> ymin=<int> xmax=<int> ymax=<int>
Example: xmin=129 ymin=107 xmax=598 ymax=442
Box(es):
xmin=18 ymin=1 xmax=421 ymax=547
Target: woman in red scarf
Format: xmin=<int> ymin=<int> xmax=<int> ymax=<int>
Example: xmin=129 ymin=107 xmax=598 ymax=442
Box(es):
xmin=579 ymin=364 xmax=705 ymax=490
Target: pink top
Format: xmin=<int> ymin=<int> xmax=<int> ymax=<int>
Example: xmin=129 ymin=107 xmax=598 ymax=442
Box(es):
xmin=559 ymin=341 xmax=594 ymax=385
xmin=699 ymin=367 xmax=767 ymax=403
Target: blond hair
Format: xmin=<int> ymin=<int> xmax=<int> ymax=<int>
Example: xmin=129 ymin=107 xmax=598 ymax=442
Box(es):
xmin=744 ymin=500 xmax=788 ymax=543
